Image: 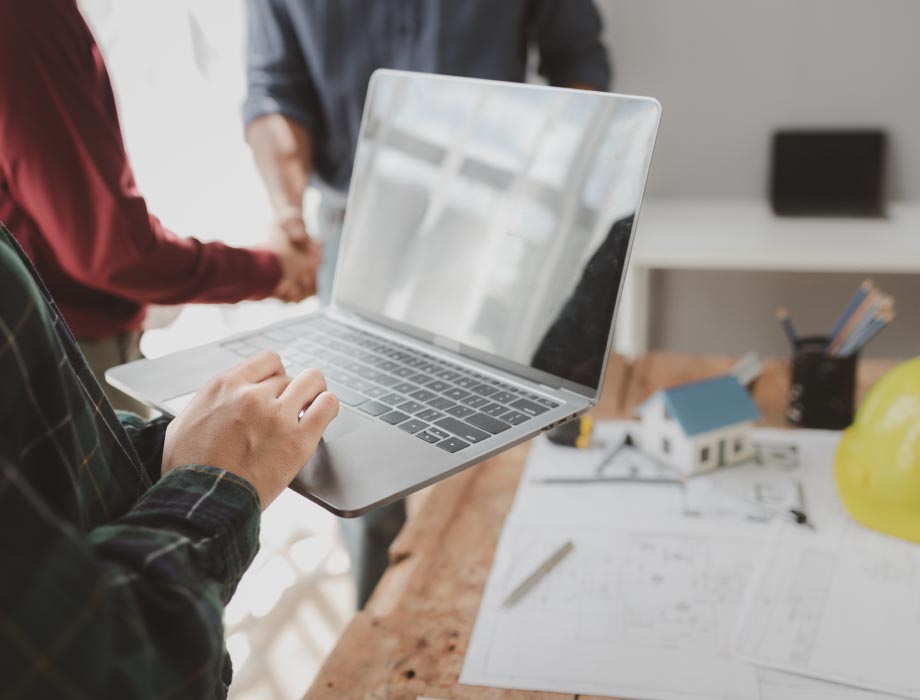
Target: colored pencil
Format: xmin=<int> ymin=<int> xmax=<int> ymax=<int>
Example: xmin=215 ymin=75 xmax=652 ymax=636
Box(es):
xmin=826 ymin=279 xmax=873 ymax=349
xmin=838 ymin=318 xmax=879 ymax=357
xmin=836 ymin=296 xmax=892 ymax=356
xmin=834 ymin=294 xmax=889 ymax=355
xmin=862 ymin=311 xmax=895 ymax=349
xmin=828 ymin=288 xmax=879 ymax=356
xmin=839 ymin=311 xmax=894 ymax=357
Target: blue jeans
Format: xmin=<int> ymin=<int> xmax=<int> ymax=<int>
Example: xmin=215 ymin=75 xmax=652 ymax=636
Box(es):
xmin=317 ymin=199 xmax=407 ymax=609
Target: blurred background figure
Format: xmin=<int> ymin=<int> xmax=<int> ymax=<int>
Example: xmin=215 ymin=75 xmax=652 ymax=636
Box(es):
xmin=0 ymin=0 xmax=320 ymax=414
xmin=242 ymin=0 xmax=612 ymax=610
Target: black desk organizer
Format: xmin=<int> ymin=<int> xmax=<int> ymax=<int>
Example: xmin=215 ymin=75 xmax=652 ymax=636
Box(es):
xmin=786 ymin=336 xmax=858 ymax=430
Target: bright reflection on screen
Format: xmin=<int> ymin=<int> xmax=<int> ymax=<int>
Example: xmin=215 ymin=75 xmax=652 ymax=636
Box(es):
xmin=335 ymin=71 xmax=659 ymax=390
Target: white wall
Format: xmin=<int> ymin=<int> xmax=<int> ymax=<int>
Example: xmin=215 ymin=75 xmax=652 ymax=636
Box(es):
xmin=595 ymin=0 xmax=920 ymax=358
xmin=649 ymin=269 xmax=918 ymax=358
xmin=599 ymin=0 xmax=920 ymax=200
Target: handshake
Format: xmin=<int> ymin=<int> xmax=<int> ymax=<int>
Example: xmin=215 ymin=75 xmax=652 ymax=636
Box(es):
xmin=265 ymin=209 xmax=324 ymax=303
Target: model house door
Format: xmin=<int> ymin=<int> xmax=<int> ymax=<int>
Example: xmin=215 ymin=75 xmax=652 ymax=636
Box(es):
xmin=718 ymin=439 xmax=727 ymax=467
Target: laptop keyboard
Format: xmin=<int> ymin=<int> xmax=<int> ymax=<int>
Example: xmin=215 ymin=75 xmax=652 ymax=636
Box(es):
xmin=221 ymin=316 xmax=560 ymax=453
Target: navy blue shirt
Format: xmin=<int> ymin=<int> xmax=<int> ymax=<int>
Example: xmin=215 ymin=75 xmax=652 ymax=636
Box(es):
xmin=243 ymin=0 xmax=611 ymax=192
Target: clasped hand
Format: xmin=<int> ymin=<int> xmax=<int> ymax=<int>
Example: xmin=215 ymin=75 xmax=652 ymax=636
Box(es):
xmin=269 ymin=211 xmax=322 ymax=303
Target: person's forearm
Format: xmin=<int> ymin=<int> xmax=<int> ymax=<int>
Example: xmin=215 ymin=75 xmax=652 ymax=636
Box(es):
xmin=0 ymin=458 xmax=261 ymax=699
xmin=120 ymin=413 xmax=172 ymax=484
xmin=0 ymin=5 xmax=282 ymax=307
xmin=246 ymin=114 xmax=313 ymax=220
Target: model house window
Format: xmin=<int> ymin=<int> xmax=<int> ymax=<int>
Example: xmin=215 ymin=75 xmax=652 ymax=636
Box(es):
xmin=700 ymin=446 xmax=710 ymax=462
xmin=734 ymin=438 xmax=744 ymax=453
xmin=662 ymin=437 xmax=671 ymax=454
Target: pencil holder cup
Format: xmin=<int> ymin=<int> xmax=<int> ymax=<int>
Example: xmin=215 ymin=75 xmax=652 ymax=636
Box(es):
xmin=786 ymin=336 xmax=858 ymax=430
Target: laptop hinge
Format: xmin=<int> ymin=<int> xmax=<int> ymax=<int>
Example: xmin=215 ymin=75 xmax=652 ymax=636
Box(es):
xmin=432 ymin=335 xmax=461 ymax=353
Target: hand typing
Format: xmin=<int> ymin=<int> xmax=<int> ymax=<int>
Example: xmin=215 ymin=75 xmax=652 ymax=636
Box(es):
xmin=161 ymin=352 xmax=339 ymax=508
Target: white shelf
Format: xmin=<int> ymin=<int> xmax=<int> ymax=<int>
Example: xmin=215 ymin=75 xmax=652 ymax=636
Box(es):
xmin=631 ymin=199 xmax=920 ymax=273
xmin=615 ymin=198 xmax=920 ymax=357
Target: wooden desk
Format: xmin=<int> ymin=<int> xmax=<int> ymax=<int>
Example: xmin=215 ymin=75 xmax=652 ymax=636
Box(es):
xmin=306 ymin=352 xmax=897 ymax=700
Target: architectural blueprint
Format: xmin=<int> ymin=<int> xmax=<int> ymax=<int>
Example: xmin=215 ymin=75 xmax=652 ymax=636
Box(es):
xmin=460 ymin=422 xmax=898 ymax=700
xmin=734 ymin=520 xmax=920 ymax=699
xmin=462 ymin=518 xmax=765 ymax=700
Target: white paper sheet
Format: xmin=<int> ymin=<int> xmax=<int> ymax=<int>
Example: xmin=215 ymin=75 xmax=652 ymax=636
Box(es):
xmin=460 ymin=422 xmax=891 ymax=700
xmin=734 ymin=519 xmax=920 ymax=699
xmin=462 ymin=517 xmax=766 ymax=700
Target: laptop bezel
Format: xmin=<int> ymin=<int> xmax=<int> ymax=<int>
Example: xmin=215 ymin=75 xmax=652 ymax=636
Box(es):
xmin=328 ymin=69 xmax=661 ymax=401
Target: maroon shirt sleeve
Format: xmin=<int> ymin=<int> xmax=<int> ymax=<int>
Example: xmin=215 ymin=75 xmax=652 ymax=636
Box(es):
xmin=0 ymin=2 xmax=281 ymax=306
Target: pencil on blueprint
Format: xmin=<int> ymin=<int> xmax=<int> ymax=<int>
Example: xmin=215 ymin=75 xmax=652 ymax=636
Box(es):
xmin=503 ymin=541 xmax=574 ymax=607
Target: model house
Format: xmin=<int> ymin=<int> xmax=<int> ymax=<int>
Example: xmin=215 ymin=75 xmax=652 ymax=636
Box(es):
xmin=635 ymin=375 xmax=762 ymax=476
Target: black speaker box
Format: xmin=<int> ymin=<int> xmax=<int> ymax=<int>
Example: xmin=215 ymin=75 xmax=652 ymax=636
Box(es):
xmin=770 ymin=130 xmax=886 ymax=217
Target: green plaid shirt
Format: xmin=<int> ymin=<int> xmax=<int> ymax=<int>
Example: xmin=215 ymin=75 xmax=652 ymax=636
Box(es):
xmin=0 ymin=224 xmax=261 ymax=699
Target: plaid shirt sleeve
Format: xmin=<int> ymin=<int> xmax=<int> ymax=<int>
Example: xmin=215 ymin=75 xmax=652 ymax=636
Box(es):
xmin=0 ymin=224 xmax=262 ymax=700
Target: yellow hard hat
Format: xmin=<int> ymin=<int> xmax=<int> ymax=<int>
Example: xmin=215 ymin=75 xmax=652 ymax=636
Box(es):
xmin=835 ymin=357 xmax=920 ymax=543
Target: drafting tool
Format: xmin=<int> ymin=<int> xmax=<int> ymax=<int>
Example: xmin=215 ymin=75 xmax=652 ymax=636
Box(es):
xmin=787 ymin=481 xmax=814 ymax=528
xmin=535 ymin=475 xmax=684 ymax=485
xmin=592 ymin=432 xmax=636 ymax=471
xmin=533 ymin=432 xmax=683 ymax=486
xmin=503 ymin=540 xmax=574 ymax=607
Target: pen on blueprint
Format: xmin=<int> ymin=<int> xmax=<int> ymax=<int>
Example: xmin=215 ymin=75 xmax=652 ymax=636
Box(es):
xmin=503 ymin=540 xmax=574 ymax=607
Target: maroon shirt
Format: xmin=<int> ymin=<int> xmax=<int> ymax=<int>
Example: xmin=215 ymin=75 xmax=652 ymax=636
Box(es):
xmin=0 ymin=0 xmax=281 ymax=340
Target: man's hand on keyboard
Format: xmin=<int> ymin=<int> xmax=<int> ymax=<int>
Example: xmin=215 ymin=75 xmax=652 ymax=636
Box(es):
xmin=161 ymin=352 xmax=339 ymax=508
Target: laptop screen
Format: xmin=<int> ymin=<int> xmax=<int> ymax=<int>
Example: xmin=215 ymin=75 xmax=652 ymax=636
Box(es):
xmin=334 ymin=70 xmax=660 ymax=396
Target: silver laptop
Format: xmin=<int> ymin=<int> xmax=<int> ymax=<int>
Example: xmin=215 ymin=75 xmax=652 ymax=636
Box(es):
xmin=108 ymin=70 xmax=661 ymax=518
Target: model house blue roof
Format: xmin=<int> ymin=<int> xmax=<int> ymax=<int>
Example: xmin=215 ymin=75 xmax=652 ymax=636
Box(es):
xmin=637 ymin=375 xmax=761 ymax=437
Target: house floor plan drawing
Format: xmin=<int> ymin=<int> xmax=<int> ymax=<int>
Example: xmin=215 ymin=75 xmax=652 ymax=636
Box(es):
xmin=464 ymin=520 xmax=766 ymax=700
xmin=461 ymin=423 xmax=900 ymax=700
xmin=734 ymin=521 xmax=920 ymax=699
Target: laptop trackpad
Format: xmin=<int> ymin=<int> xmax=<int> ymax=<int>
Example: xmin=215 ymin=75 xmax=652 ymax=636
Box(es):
xmin=290 ymin=408 xmax=378 ymax=505
xmin=322 ymin=408 xmax=371 ymax=442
